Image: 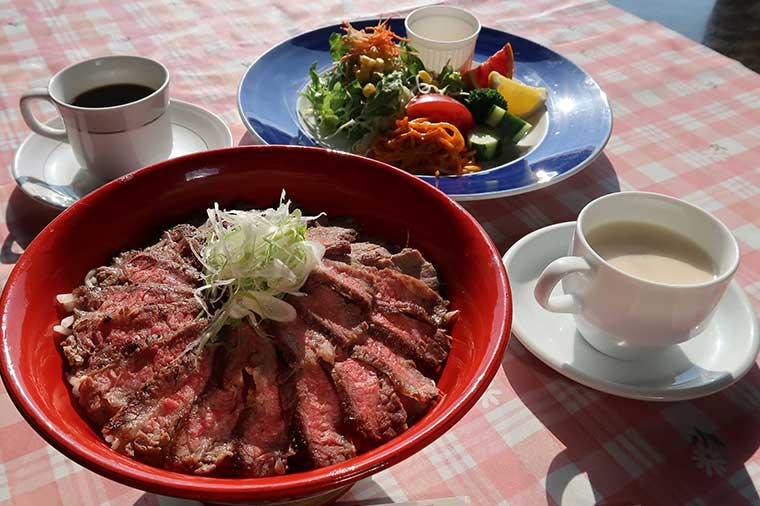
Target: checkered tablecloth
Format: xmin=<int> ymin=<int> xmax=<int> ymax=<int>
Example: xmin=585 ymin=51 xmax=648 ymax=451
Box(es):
xmin=1 ymin=0 xmax=759 ymax=504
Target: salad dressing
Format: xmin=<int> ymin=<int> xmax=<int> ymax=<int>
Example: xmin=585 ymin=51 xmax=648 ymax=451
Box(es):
xmin=409 ymin=15 xmax=478 ymax=42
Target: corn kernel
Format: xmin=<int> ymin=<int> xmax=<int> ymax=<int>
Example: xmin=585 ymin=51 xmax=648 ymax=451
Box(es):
xmin=355 ymin=67 xmax=370 ymax=82
xmin=362 ymin=83 xmax=377 ymax=97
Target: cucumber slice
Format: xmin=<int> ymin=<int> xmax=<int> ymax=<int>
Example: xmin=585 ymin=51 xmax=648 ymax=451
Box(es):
xmin=496 ymin=111 xmax=532 ymax=143
xmin=484 ymin=105 xmax=507 ymax=129
xmin=468 ymin=128 xmax=502 ymax=161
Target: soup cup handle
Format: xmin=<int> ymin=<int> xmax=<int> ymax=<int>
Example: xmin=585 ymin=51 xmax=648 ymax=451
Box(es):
xmin=20 ymin=89 xmax=68 ymax=143
xmin=534 ymin=256 xmax=590 ymax=313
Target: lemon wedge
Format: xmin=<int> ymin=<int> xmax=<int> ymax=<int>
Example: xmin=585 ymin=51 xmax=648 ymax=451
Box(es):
xmin=489 ymin=71 xmax=547 ymax=118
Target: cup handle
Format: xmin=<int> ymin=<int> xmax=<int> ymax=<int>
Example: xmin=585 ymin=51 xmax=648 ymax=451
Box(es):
xmin=534 ymin=256 xmax=591 ymax=314
xmin=20 ymin=89 xmax=68 ymax=143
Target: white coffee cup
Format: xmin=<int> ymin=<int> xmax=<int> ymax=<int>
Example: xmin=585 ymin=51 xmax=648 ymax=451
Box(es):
xmin=405 ymin=5 xmax=481 ymax=72
xmin=20 ymin=55 xmax=172 ymax=181
xmin=534 ymin=192 xmax=740 ymax=360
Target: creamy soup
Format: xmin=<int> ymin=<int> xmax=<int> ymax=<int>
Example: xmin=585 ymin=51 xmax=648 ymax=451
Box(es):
xmin=585 ymin=221 xmax=717 ymax=285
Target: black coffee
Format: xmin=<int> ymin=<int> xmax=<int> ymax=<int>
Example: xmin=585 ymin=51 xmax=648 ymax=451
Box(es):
xmin=71 ymin=83 xmax=155 ymax=108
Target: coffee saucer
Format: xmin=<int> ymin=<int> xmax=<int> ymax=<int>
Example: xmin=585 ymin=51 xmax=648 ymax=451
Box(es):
xmin=503 ymin=221 xmax=759 ymax=401
xmin=11 ymin=99 xmax=233 ymax=209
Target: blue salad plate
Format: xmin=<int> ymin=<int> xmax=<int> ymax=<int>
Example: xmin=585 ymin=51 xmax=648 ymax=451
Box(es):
xmin=237 ymin=18 xmax=612 ymax=201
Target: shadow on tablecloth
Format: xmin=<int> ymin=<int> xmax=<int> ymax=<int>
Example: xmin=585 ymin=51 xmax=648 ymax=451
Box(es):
xmin=503 ymin=342 xmax=760 ymax=504
xmin=1 ymin=187 xmax=62 ymax=265
xmin=463 ymin=152 xmax=620 ymax=254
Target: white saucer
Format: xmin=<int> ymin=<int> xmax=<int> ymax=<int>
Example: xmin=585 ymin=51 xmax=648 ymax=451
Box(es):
xmin=503 ymin=221 xmax=760 ymax=401
xmin=11 ymin=99 xmax=233 ymax=209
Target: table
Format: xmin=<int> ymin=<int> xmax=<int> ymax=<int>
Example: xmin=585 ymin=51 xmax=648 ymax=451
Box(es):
xmin=1 ymin=0 xmax=759 ymax=504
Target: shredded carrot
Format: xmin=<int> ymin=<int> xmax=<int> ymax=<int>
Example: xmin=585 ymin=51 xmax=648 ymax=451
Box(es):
xmin=339 ymin=19 xmax=409 ymax=63
xmin=368 ymin=117 xmax=481 ymax=176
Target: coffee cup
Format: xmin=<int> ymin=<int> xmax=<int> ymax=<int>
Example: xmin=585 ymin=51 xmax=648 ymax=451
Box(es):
xmin=534 ymin=192 xmax=740 ymax=360
xmin=19 ymin=55 xmax=172 ymax=181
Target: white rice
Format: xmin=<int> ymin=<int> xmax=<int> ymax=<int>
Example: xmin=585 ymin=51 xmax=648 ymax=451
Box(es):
xmin=53 ymin=324 xmax=72 ymax=336
xmin=55 ymin=293 xmax=77 ymax=312
xmin=84 ymin=269 xmax=97 ymax=288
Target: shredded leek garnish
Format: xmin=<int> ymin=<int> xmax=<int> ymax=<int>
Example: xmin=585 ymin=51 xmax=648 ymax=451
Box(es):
xmin=192 ymin=192 xmax=324 ymax=351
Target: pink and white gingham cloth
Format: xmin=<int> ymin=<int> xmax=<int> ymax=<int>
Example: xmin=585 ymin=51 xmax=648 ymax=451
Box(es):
xmin=1 ymin=1 xmax=759 ymax=504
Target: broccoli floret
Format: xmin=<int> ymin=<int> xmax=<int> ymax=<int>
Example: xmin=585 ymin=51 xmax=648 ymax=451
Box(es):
xmin=465 ymin=88 xmax=507 ymax=123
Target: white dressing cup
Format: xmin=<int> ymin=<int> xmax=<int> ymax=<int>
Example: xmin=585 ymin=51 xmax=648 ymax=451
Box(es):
xmin=405 ymin=5 xmax=481 ymax=72
xmin=534 ymin=192 xmax=740 ymax=360
xmin=19 ymin=55 xmax=172 ymax=181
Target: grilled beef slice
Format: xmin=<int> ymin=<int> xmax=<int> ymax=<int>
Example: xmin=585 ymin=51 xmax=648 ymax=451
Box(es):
xmin=233 ymin=326 xmax=291 ymax=477
xmin=292 ymin=281 xmax=368 ymax=349
xmin=331 ymin=358 xmax=407 ymax=442
xmin=373 ymin=268 xmax=448 ymax=323
xmin=103 ymin=348 xmax=215 ymax=465
xmin=165 ymin=328 xmax=253 ymax=475
xmin=306 ymin=226 xmax=357 ymax=258
xmin=349 ymin=242 xmax=394 ymax=269
xmin=352 ymin=338 xmax=439 ymax=406
xmin=61 ymin=299 xmax=200 ymax=371
xmin=72 ymin=320 xmax=206 ymax=424
xmin=309 ymin=260 xmax=375 ymax=309
xmin=94 ymin=250 xmax=199 ymax=289
xmin=389 ymin=248 xmax=440 ymax=291
xmin=293 ymin=354 xmax=356 ymax=468
xmin=91 ymin=224 xmax=202 ymax=288
xmin=269 ymin=314 xmax=342 ymax=365
xmin=370 ymin=310 xmax=450 ymax=371
xmin=72 ymin=283 xmax=194 ymax=313
xmin=319 ymin=261 xmax=451 ymax=370
xmin=160 ymin=224 xmax=205 ymax=267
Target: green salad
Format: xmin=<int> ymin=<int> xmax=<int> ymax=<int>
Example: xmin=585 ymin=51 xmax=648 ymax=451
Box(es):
xmin=302 ymin=20 xmax=463 ymax=151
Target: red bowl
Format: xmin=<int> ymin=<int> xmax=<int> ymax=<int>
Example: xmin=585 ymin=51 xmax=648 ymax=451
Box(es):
xmin=0 ymin=146 xmax=510 ymax=503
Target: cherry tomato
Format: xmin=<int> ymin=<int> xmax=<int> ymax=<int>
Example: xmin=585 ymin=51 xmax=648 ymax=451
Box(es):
xmin=405 ymin=94 xmax=474 ymax=134
xmin=463 ymin=42 xmax=514 ymax=89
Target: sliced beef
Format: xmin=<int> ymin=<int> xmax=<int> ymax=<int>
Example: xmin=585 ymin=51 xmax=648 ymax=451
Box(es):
xmin=390 ymin=248 xmax=439 ymax=291
xmin=350 ymin=242 xmax=394 ymax=269
xmin=72 ymin=320 xmax=206 ymax=424
xmin=94 ymin=250 xmax=199 ymax=289
xmin=269 ymin=314 xmax=341 ymax=364
xmin=233 ymin=326 xmax=291 ymax=477
xmin=292 ymin=281 xmax=368 ymax=349
xmin=307 ymin=329 xmax=341 ymax=365
xmin=293 ymin=354 xmax=356 ymax=467
xmin=160 ymin=223 xmax=205 ymax=266
xmin=309 ymin=260 xmax=375 ymax=309
xmin=61 ymin=299 xmax=199 ymax=370
xmin=351 ymin=244 xmax=439 ymax=291
xmin=165 ymin=328 xmax=252 ymax=475
xmin=352 ymin=338 xmax=438 ymax=406
xmin=59 ymin=217 xmax=453 ymax=477
xmin=331 ymin=358 xmax=407 ymax=442
xmin=370 ymin=310 xmax=450 ymax=370
xmin=103 ymin=348 xmax=215 ymax=465
xmin=306 ymin=226 xmax=357 ymax=258
xmin=374 ymin=268 xmax=448 ymax=324
xmin=72 ymin=283 xmax=194 ymax=313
